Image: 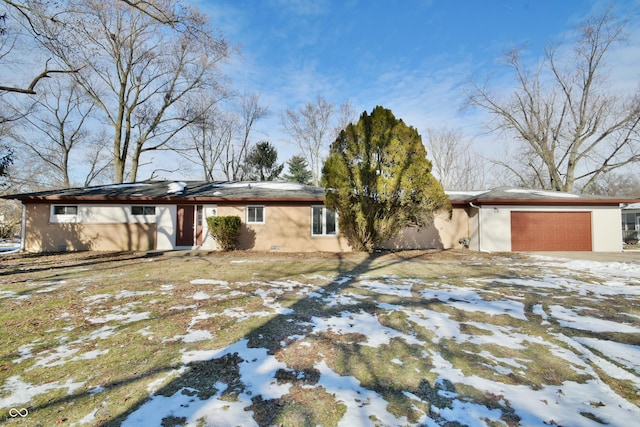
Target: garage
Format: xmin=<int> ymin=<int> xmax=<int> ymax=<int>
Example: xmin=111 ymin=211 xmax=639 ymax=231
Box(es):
xmin=511 ymin=211 xmax=592 ymax=251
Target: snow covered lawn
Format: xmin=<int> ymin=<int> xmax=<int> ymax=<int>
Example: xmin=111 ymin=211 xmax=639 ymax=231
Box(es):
xmin=1 ymin=250 xmax=639 ymax=426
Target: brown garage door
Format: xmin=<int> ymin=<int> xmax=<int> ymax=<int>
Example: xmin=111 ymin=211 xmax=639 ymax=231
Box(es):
xmin=511 ymin=211 xmax=592 ymax=251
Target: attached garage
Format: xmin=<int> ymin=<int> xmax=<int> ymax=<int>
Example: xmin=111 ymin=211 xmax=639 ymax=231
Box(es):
xmin=447 ymin=187 xmax=635 ymax=253
xmin=510 ymin=211 xmax=592 ymax=251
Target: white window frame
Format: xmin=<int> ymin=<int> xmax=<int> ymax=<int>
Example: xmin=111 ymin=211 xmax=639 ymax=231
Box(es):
xmin=51 ymin=205 xmax=79 ymax=223
xmin=311 ymin=205 xmax=337 ymax=236
xmin=246 ymin=205 xmax=265 ymax=224
xmin=131 ymin=205 xmax=156 ymax=216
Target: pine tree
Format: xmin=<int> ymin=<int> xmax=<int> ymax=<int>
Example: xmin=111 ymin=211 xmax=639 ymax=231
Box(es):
xmin=283 ymin=155 xmax=313 ymax=185
xmin=244 ymin=141 xmax=284 ymax=181
xmin=322 ymin=106 xmax=450 ymax=252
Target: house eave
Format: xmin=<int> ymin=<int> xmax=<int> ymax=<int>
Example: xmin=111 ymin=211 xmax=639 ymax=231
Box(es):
xmin=468 ymin=198 xmax=632 ymax=207
xmin=6 ymin=195 xmax=326 ymax=204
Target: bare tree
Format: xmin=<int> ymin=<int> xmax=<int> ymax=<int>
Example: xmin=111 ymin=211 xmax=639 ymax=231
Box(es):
xmin=426 ymin=127 xmax=485 ymax=190
xmin=181 ymin=98 xmax=233 ymax=182
xmin=1 ymin=2 xmax=82 ymax=95
xmin=282 ymin=95 xmax=346 ymax=186
xmin=9 ymin=78 xmax=112 ymax=187
xmin=221 ymin=93 xmax=267 ymax=181
xmin=581 ymin=170 xmax=640 ymax=197
xmin=466 ymin=8 xmax=640 ymax=193
xmin=333 ymin=99 xmax=357 ymax=141
xmin=30 ymin=0 xmax=229 ymax=183
xmin=1 ymin=0 xmax=190 ymax=96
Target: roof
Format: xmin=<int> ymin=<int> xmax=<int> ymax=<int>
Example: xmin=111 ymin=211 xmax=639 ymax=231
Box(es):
xmin=446 ymin=186 xmax=638 ymax=206
xmin=2 ymin=181 xmax=326 ymax=203
xmin=4 ymin=182 xmax=637 ymax=207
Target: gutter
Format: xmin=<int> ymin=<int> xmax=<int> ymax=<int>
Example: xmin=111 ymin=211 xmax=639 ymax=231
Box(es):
xmin=469 ymin=202 xmax=481 ymax=251
xmin=20 ymin=204 xmax=26 ymax=252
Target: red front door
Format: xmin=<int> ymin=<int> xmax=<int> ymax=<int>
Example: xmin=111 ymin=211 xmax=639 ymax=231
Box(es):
xmin=176 ymin=205 xmax=195 ymax=246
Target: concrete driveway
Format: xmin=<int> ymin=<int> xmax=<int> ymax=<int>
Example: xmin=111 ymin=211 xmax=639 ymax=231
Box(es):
xmin=526 ymin=250 xmax=640 ymax=262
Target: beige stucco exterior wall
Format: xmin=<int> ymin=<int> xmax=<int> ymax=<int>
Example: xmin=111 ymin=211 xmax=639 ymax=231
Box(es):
xmin=216 ymin=203 xmax=352 ymax=252
xmin=477 ymin=206 xmax=512 ymax=252
xmin=22 ymin=200 xmax=623 ymax=254
xmin=380 ymin=207 xmax=470 ymax=250
xmin=592 ymin=207 xmax=623 ymax=251
xmin=24 ymin=204 xmax=156 ymax=252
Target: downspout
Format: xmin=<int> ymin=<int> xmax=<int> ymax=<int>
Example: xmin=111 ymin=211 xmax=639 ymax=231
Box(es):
xmin=20 ymin=204 xmax=26 ymax=252
xmin=469 ymin=202 xmax=481 ymax=252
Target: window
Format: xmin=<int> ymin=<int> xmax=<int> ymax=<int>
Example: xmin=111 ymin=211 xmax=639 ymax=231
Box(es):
xmin=131 ymin=206 xmax=156 ymax=215
xmin=623 ymin=213 xmax=637 ymax=231
xmin=53 ymin=205 xmax=78 ymax=215
xmin=312 ymin=206 xmax=337 ymax=236
xmin=51 ymin=205 xmax=79 ymax=223
xmin=247 ymin=206 xmax=265 ymax=224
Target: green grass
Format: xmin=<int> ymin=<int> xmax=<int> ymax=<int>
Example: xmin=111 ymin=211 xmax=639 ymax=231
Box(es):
xmin=0 ymin=249 xmax=638 ymax=426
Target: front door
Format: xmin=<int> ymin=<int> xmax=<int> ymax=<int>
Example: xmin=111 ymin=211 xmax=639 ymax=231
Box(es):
xmin=176 ymin=205 xmax=195 ymax=246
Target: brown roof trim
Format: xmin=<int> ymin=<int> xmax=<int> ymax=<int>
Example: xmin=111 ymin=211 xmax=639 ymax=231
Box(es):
xmin=469 ymin=198 xmax=630 ymax=206
xmin=471 ymin=198 xmax=630 ymax=206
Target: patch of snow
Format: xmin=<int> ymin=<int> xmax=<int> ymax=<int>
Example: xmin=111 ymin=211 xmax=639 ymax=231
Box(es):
xmin=312 ymin=310 xmax=424 ymax=347
xmin=167 ymin=181 xmax=186 ymax=194
xmin=429 ymin=350 xmax=640 ymax=427
xmin=87 ymin=312 xmax=150 ymax=324
xmin=315 ymin=360 xmax=408 ymax=427
xmin=420 ymin=285 xmax=527 ymax=320
xmin=574 ymin=337 xmax=640 ymax=375
xmin=214 ymin=307 xmax=271 ymax=321
xmin=436 ymin=398 xmax=504 ymax=426
xmin=12 ymin=343 xmax=37 ymax=364
xmin=360 ymin=279 xmax=413 ymax=298
xmin=32 ymin=345 xmax=80 ymax=368
xmin=89 ymin=386 xmax=105 ymax=395
xmin=505 ymin=188 xmax=579 ymax=198
xmin=381 ymin=303 xmax=461 ymax=344
xmin=84 ymin=294 xmax=112 ymax=304
xmin=553 ymin=333 xmax=640 ymax=389
xmin=130 ymin=339 xmax=287 ymax=427
xmin=549 ymin=305 xmax=640 ymax=333
xmin=0 ymin=376 xmax=83 ymax=408
xmin=179 ymin=329 xmax=213 ymax=343
xmin=214 ymin=182 xmax=304 ymax=191
xmin=323 ymin=292 xmax=363 ymax=307
xmin=122 ymin=383 xmax=258 ymax=427
xmin=75 ymin=407 xmax=99 ymax=425
xmin=82 ymin=325 xmax=117 ymax=341
xmin=190 ymin=279 xmax=229 ymax=286
xmin=532 ymin=256 xmax=640 ymax=283
xmin=532 ymin=304 xmax=548 ymax=321
xmin=192 ymin=291 xmax=211 ymax=300
xmin=0 ymin=290 xmax=18 ymax=299
xmin=170 ymin=304 xmax=197 ymax=311
xmin=116 ymin=290 xmax=155 ymax=299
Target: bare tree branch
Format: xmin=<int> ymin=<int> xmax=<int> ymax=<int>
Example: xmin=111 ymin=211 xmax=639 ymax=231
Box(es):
xmin=465 ymin=7 xmax=640 ymax=193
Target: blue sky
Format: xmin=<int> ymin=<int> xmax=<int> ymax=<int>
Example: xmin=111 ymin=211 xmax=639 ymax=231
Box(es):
xmin=196 ymin=0 xmax=640 ymax=171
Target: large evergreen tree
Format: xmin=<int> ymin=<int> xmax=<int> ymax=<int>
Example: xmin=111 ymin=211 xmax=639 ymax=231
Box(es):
xmin=244 ymin=141 xmax=284 ymax=181
xmin=322 ymin=106 xmax=450 ymax=252
xmin=283 ymin=155 xmax=312 ymax=185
